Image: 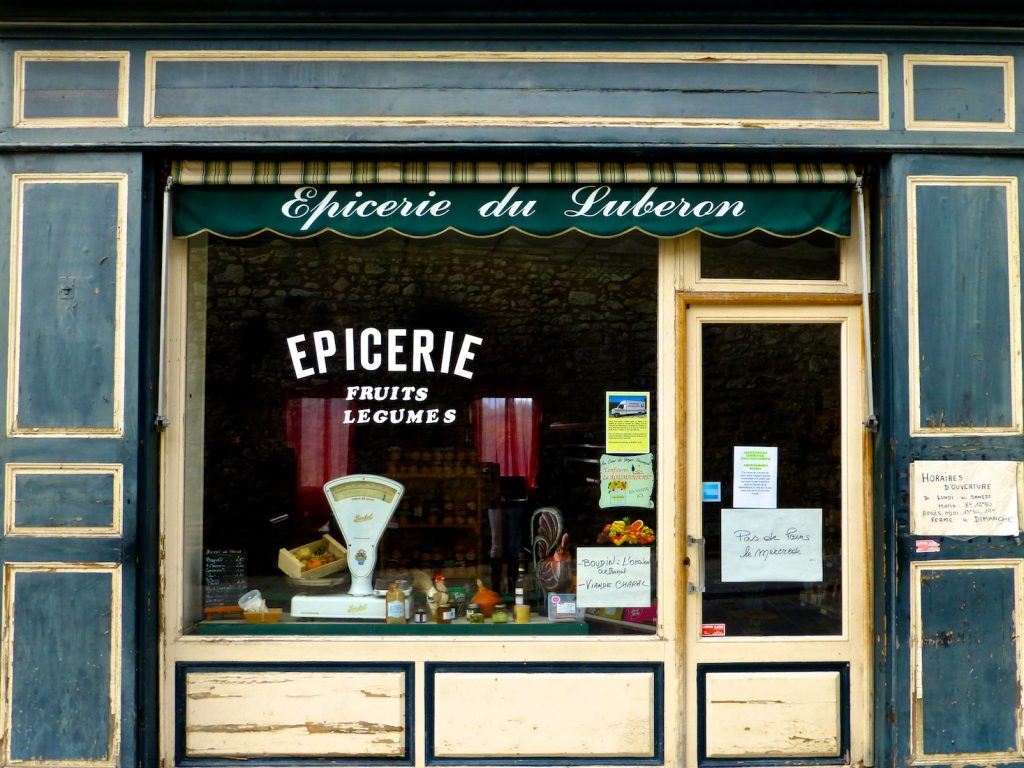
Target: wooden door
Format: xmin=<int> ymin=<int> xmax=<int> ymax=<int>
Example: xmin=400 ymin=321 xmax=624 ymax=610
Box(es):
xmin=682 ymin=302 xmax=871 ymax=767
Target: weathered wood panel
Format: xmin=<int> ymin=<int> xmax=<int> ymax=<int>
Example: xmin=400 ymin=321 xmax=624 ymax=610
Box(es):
xmin=146 ymin=52 xmax=885 ymax=128
xmin=910 ymin=179 xmax=1020 ymax=432
xmin=906 ymin=55 xmax=1013 ymax=131
xmin=4 ymin=566 xmax=118 ymax=763
xmin=918 ymin=566 xmax=1019 ymax=755
xmin=704 ymin=671 xmax=842 ymax=758
xmin=432 ymin=670 xmax=655 ymax=758
xmin=22 ymin=60 xmax=121 ymax=119
xmin=913 ymin=66 xmax=1006 ymax=124
xmin=6 ymin=464 xmax=120 ymax=533
xmin=183 ymin=669 xmax=407 ymax=758
xmin=9 ymin=176 xmax=125 ymax=434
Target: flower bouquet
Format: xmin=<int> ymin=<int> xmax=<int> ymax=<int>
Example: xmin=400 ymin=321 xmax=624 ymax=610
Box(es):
xmin=597 ymin=517 xmax=655 ymax=546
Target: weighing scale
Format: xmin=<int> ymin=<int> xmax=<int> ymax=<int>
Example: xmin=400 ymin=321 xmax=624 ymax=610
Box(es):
xmin=291 ymin=474 xmax=404 ymax=620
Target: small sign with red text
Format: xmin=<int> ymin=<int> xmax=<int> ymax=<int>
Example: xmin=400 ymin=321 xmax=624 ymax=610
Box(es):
xmin=701 ymin=623 xmax=726 ymax=637
xmin=915 ymin=539 xmax=941 ymax=554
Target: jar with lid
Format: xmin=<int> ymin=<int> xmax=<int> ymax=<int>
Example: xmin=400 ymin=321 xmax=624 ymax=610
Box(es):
xmin=492 ymin=603 xmax=510 ymax=624
xmin=467 ymin=603 xmax=485 ymax=624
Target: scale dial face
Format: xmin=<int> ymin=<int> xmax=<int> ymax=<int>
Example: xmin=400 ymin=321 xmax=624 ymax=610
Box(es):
xmin=328 ymin=479 xmax=399 ymax=504
xmin=323 ymin=475 xmax=404 ymax=540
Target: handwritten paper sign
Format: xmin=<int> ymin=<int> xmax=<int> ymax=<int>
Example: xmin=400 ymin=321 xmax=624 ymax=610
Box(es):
xmin=733 ymin=446 xmax=778 ymax=508
xmin=576 ymin=546 xmax=652 ymax=608
xmin=599 ymin=453 xmax=655 ymax=509
xmin=721 ymin=508 xmax=823 ymax=582
xmin=911 ymin=460 xmax=1021 ymax=536
xmin=203 ymin=549 xmax=247 ymax=607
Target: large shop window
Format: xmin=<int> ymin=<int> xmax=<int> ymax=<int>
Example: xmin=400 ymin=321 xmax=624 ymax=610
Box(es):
xmin=166 ymin=160 xmax=857 ymax=637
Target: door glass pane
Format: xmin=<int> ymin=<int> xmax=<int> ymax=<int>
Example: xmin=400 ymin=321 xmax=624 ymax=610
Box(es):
xmin=700 ymin=322 xmax=842 ymax=636
xmin=700 ymin=231 xmax=841 ymax=281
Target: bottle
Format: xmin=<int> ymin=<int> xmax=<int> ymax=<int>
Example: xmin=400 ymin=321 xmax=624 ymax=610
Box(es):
xmin=385 ymin=582 xmax=406 ymax=624
xmin=514 ymin=556 xmax=531 ymax=623
xmin=514 ymin=558 xmax=528 ymax=607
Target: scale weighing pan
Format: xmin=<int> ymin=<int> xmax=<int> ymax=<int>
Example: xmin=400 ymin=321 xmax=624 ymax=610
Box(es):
xmin=291 ymin=474 xmax=404 ymax=620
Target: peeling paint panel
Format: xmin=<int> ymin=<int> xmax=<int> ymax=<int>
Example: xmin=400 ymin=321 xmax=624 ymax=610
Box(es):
xmin=8 ymin=570 xmax=114 ymax=762
xmin=13 ymin=179 xmax=121 ymax=431
xmin=432 ymin=671 xmax=655 ymax=758
xmin=183 ymin=670 xmax=406 ymax=758
xmin=914 ymin=182 xmax=1017 ymax=430
xmin=920 ymin=567 xmax=1018 ymax=755
xmin=705 ymin=671 xmax=842 ymax=758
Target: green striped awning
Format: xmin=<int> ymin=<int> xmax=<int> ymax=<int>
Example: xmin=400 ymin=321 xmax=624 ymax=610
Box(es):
xmin=171 ymin=160 xmax=858 ymax=186
xmin=171 ymin=160 xmax=857 ymax=240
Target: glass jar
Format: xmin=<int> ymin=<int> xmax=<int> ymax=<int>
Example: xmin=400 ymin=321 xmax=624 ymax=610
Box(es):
xmin=492 ymin=603 xmax=510 ymax=624
xmin=467 ymin=603 xmax=485 ymax=624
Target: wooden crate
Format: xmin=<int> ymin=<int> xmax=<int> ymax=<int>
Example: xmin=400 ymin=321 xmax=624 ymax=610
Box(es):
xmin=277 ymin=535 xmax=348 ymax=579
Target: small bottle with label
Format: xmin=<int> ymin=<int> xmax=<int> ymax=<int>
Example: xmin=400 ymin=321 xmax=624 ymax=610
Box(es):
xmin=514 ymin=556 xmax=531 ymax=623
xmin=385 ymin=582 xmax=407 ymax=625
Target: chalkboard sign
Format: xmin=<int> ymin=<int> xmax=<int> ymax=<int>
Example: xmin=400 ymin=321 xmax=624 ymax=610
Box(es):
xmin=203 ymin=549 xmax=247 ymax=608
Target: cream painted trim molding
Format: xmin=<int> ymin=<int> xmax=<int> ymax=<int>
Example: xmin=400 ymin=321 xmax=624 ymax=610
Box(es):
xmin=6 ymin=173 xmax=128 ymax=438
xmin=144 ymin=50 xmax=890 ymax=130
xmin=3 ymin=463 xmax=124 ymax=538
xmin=12 ymin=50 xmax=130 ymax=128
xmin=904 ymin=55 xmax=1015 ymax=133
xmin=907 ymin=176 xmax=1023 ymax=437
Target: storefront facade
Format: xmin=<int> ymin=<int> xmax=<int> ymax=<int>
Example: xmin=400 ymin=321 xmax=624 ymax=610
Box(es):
xmin=1 ymin=6 xmax=1023 ymax=768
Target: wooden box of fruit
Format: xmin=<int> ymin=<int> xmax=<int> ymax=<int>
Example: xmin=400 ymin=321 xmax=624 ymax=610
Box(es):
xmin=277 ymin=535 xmax=348 ymax=579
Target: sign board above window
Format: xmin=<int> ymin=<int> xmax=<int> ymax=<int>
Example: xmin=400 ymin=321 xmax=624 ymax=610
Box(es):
xmin=170 ymin=160 xmax=857 ymax=240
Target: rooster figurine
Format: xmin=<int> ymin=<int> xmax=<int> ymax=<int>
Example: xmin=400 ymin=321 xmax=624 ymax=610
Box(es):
xmin=531 ymin=506 xmax=574 ymax=597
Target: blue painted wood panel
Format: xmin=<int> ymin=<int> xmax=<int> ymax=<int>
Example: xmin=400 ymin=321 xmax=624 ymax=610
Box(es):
xmin=16 ymin=181 xmax=119 ymax=430
xmin=919 ymin=567 xmax=1018 ymax=754
xmin=22 ymin=59 xmax=121 ymax=120
xmin=915 ymin=183 xmax=1013 ymax=428
xmin=9 ymin=569 xmax=113 ymax=761
xmin=13 ymin=472 xmax=115 ymax=529
xmin=912 ymin=65 xmax=1006 ymax=124
xmin=151 ymin=59 xmax=881 ymax=121
xmin=0 ymin=152 xmax=143 ymax=768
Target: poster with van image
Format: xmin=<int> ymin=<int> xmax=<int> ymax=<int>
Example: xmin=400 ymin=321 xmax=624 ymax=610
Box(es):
xmin=606 ymin=391 xmax=650 ymax=454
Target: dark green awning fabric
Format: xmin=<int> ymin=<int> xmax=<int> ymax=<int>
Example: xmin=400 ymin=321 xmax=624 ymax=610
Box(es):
xmin=173 ymin=183 xmax=852 ymax=239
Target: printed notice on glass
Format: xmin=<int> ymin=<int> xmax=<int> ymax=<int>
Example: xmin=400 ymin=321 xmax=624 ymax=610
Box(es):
xmin=606 ymin=391 xmax=650 ymax=454
xmin=576 ymin=546 xmax=652 ymax=608
xmin=721 ymin=508 xmax=823 ymax=582
xmin=733 ymin=446 xmax=778 ymax=508
xmin=911 ymin=460 xmax=1022 ymax=536
xmin=599 ymin=453 xmax=655 ymax=509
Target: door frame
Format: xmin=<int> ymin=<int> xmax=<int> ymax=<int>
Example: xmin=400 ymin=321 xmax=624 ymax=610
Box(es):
xmin=676 ymin=289 xmax=873 ymax=766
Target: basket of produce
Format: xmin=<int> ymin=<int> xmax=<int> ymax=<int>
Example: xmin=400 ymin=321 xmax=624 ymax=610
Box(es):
xmin=278 ymin=535 xmax=348 ymax=579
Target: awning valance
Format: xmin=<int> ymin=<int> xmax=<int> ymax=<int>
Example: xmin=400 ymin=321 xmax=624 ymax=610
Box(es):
xmin=170 ymin=161 xmax=857 ymax=240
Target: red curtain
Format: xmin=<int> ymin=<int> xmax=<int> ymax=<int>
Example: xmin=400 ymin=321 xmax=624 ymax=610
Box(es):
xmin=284 ymin=398 xmax=354 ymax=524
xmin=472 ymin=397 xmax=540 ymax=488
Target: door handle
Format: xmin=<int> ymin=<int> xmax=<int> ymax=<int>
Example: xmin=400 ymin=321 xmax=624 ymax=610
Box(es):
xmin=687 ymin=535 xmax=705 ymax=593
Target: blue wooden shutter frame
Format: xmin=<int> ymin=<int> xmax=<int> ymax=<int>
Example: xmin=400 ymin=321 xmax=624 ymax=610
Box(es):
xmin=0 ymin=152 xmax=141 ymax=768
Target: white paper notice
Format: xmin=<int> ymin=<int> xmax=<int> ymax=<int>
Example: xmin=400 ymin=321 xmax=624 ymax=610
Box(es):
xmin=575 ymin=546 xmax=652 ymax=608
xmin=911 ymin=461 xmax=1021 ymax=536
xmin=733 ymin=446 xmax=778 ymax=508
xmin=721 ymin=508 xmax=823 ymax=582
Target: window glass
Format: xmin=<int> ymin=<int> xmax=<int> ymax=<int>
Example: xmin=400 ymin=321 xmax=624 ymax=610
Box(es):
xmin=699 ymin=322 xmax=843 ymax=636
xmin=700 ymin=231 xmax=841 ymax=281
xmin=184 ymin=231 xmax=659 ymax=635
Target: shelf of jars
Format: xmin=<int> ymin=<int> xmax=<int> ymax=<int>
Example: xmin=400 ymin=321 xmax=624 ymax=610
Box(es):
xmin=380 ymin=447 xmax=499 ymax=578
